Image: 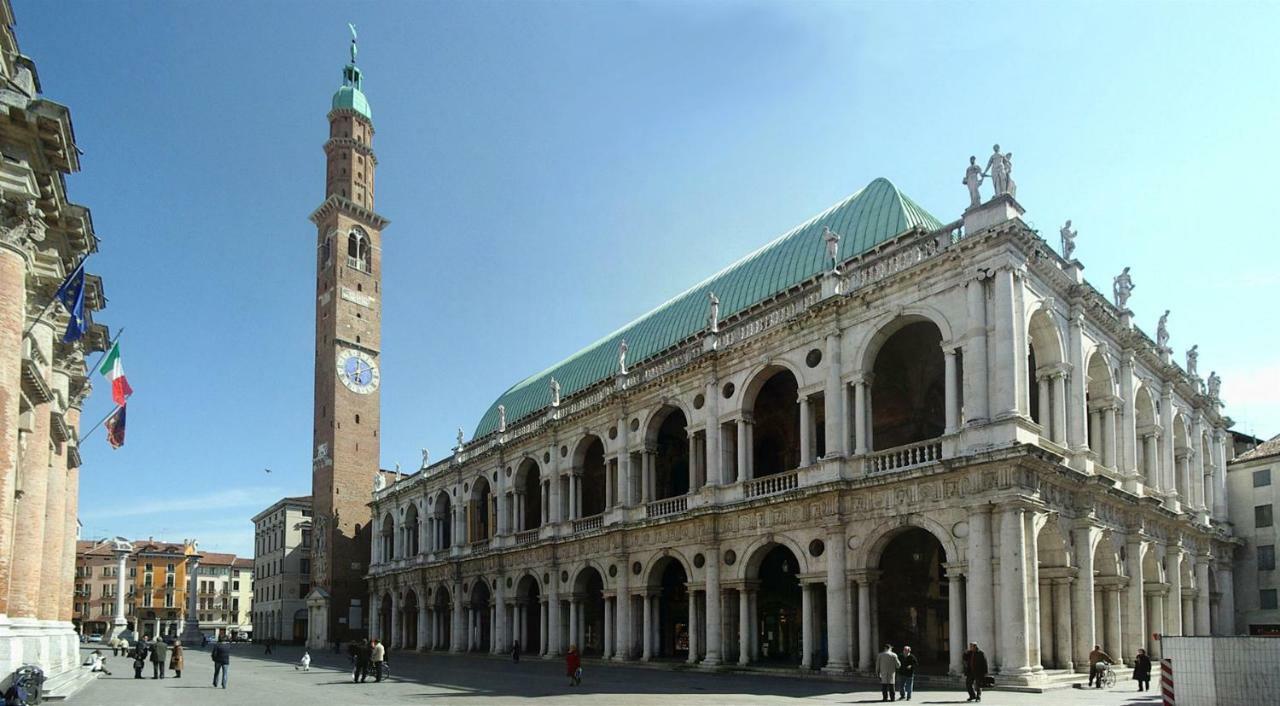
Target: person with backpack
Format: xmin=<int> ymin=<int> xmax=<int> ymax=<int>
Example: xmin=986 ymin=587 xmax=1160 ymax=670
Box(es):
xmin=211 ymin=642 xmax=230 ymax=689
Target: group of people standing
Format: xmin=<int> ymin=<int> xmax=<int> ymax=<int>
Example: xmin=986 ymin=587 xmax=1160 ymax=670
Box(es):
xmin=874 ymin=644 xmax=920 ymax=701
xmin=118 ymin=635 xmax=184 ymax=680
xmin=347 ymin=638 xmax=389 ymax=683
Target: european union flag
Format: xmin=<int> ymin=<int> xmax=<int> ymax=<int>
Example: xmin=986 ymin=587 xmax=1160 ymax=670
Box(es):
xmin=54 ymin=260 xmax=87 ymax=342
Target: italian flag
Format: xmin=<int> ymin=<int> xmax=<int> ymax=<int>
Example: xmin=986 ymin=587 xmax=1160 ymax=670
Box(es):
xmin=98 ymin=342 xmax=134 ymax=406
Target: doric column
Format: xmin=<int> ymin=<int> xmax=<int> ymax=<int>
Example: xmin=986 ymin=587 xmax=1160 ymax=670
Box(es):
xmin=856 ymin=572 xmax=874 ymax=672
xmin=1143 ymin=432 xmax=1160 ymax=493
xmin=947 ymin=566 xmax=965 ymax=675
xmin=823 ymin=525 xmax=850 ymax=673
xmin=1067 ymin=308 xmax=1088 ymax=451
xmin=704 ymin=548 xmax=722 ymax=666
xmin=1024 ymin=511 xmax=1042 ymax=671
xmin=853 ymin=376 xmax=869 ymax=454
xmin=1124 ymin=539 xmax=1146 ymax=660
xmin=736 ymin=588 xmax=750 ymax=665
xmin=1213 ymin=429 xmax=1229 ymax=520
xmin=1166 ymin=549 xmax=1183 ymax=636
xmin=1051 ymin=371 xmax=1067 ymax=444
xmin=451 ymin=582 xmax=464 ymax=652
xmin=181 ymin=553 xmax=202 ymax=642
xmin=106 ymin=544 xmax=132 ymax=640
xmin=1071 ymin=526 xmax=1097 ymax=668
xmin=548 ymin=443 xmax=562 ymax=524
xmin=991 ymin=267 xmax=1019 ymax=419
xmin=998 ymin=506 xmax=1031 ymax=674
xmin=1037 ymin=375 xmax=1051 ymax=432
xmin=1052 ymin=578 xmax=1073 ymax=670
xmin=943 ymin=347 xmax=959 ymax=434
xmin=824 ymin=330 xmax=846 ymax=457
xmin=1119 ymin=351 xmax=1139 ymax=489
xmin=736 ymin=418 xmax=752 ymax=482
xmin=966 ymin=505 xmax=995 ymax=656
xmin=1159 ymin=387 xmax=1176 ymax=506
xmin=687 ymin=590 xmax=699 ymax=663
xmin=704 ymin=379 xmax=722 ymax=486
xmin=798 ymin=396 xmax=812 ymax=466
xmin=800 ymin=583 xmax=813 ymax=669
xmin=1147 ymin=588 xmax=1164 ymax=658
xmin=538 ymin=600 xmax=548 ymax=655
xmin=1089 ymin=408 xmax=1102 ymax=453
xmin=964 ymin=272 xmax=990 ymax=423
xmin=1105 ymin=586 xmax=1123 ymax=661
xmin=418 ymin=597 xmax=429 ymax=651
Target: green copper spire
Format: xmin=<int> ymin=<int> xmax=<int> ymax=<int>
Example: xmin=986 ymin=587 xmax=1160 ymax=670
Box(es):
xmin=331 ymin=23 xmax=372 ymax=121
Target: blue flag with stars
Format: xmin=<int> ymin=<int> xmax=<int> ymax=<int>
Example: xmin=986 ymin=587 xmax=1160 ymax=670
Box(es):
xmin=53 ymin=260 xmax=87 ymax=342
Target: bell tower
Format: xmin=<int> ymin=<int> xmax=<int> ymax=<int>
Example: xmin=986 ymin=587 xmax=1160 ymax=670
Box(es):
xmin=306 ymin=25 xmax=388 ymax=649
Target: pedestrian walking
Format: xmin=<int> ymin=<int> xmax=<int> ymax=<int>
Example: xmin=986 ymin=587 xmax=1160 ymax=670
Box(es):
xmin=119 ymin=636 xmax=130 ymax=659
xmin=353 ymin=639 xmax=371 ymax=683
xmin=296 ymin=651 xmax=311 ymax=671
xmin=566 ymin=644 xmax=582 ymax=686
xmin=131 ymin=640 xmax=148 ymax=680
xmin=211 ymin=641 xmax=230 ymax=689
xmin=876 ymin=643 xmax=900 ymax=702
xmin=109 ymin=636 xmax=119 ymax=657
xmin=963 ymin=642 xmax=988 ymax=702
xmin=169 ymin=640 xmax=184 ymax=679
xmin=371 ymin=639 xmax=386 ymax=682
xmin=897 ymin=645 xmax=918 ymax=701
xmin=150 ymin=637 xmax=168 ymax=679
xmin=265 ymin=637 xmax=274 ymax=655
xmin=1087 ymin=644 xmax=1114 ymax=688
xmin=511 ymin=639 xmax=520 ymax=663
xmin=1132 ymin=648 xmax=1152 ymax=691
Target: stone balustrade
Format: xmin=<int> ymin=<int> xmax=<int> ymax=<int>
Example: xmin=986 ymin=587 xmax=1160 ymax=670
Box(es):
xmin=743 ymin=469 xmax=799 ymax=499
xmin=645 ymin=496 xmax=688 ymax=519
xmin=864 ymin=438 xmax=944 ymax=475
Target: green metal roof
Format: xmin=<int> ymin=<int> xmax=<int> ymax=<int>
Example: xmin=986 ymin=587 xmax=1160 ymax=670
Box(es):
xmin=472 ymin=177 xmax=942 ymax=439
xmin=332 ymin=62 xmax=371 ymax=121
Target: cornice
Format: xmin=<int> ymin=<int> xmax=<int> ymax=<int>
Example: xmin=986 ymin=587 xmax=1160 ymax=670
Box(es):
xmin=309 ymin=194 xmax=389 ymax=230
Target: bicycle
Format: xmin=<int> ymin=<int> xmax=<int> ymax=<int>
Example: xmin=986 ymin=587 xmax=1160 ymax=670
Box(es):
xmin=1099 ymin=663 xmax=1118 ymax=689
xmin=5 ymin=664 xmax=46 ymax=705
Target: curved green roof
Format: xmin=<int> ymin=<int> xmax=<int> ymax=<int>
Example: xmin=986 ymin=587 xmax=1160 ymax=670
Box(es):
xmin=472 ymin=177 xmax=941 ymax=438
xmin=332 ymin=85 xmax=372 ymax=121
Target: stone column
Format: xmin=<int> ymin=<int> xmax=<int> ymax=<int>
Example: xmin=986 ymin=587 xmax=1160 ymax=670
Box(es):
xmin=1213 ymin=430 xmax=1229 ymax=520
xmin=800 ymin=583 xmax=813 ymax=669
xmin=798 ymin=397 xmax=812 ymax=466
xmin=1124 ymin=539 xmax=1146 ymax=661
xmin=943 ymin=347 xmax=959 ymax=434
xmin=1147 ymin=589 xmax=1164 ymax=658
xmin=687 ymin=590 xmax=699 ymax=663
xmin=1105 ymin=586 xmax=1123 ymax=661
xmin=637 ymin=591 xmax=650 ymax=660
xmin=966 ymin=506 xmax=995 ymax=655
xmin=1052 ymin=579 xmax=1073 ymax=670
xmin=704 ymin=548 xmax=722 ymax=666
xmin=736 ymin=418 xmax=752 ymax=482
xmin=1166 ymin=550 xmax=1183 ymax=636
xmin=1119 ymin=352 xmax=1139 ymax=490
xmin=856 ymin=573 xmax=874 ymax=672
xmin=1218 ymin=566 xmax=1235 ymax=635
xmin=947 ymin=567 xmax=964 ymax=675
xmin=1159 ymin=387 xmax=1176 ymax=506
xmin=548 ymin=444 xmax=562 ymax=524
xmin=1103 ymin=405 xmax=1118 ymax=469
xmin=824 ymin=330 xmax=846 ymax=457
xmin=0 ymin=238 xmax=29 ymax=622
xmin=1025 ymin=511 xmax=1042 ymax=671
xmin=853 ymin=376 xmax=868 ymax=454
xmin=1182 ymin=596 xmax=1194 ymax=636
xmin=991 ymin=267 xmax=1018 ymax=419
xmin=60 ymin=401 xmax=82 ymax=627
xmin=180 ymin=554 xmax=203 ymax=643
xmin=1071 ymin=526 xmax=1097 ymax=668
xmin=569 ymin=597 xmax=581 ymax=654
xmin=1143 ymin=432 xmax=1160 ymax=492
xmin=1190 ymin=414 xmax=1207 ymax=512
xmin=418 ymin=599 xmax=429 ymax=651
xmin=451 ymin=583 xmax=464 ymax=652
xmin=964 ymin=273 xmax=990 ymax=423
xmin=40 ymin=367 xmax=70 ymax=624
xmin=736 ymin=588 xmax=750 ymax=665
xmin=1037 ymin=375 xmax=1051 ymax=431
xmin=538 ymin=600 xmax=548 ymax=655
xmin=106 ymin=545 xmax=132 ymax=641
xmin=1051 ymin=372 xmax=1067 ymax=444
xmin=10 ymin=315 xmax=54 ymax=623
xmin=1067 ymin=309 xmax=1088 ymax=451
xmin=1194 ymin=557 xmax=1211 ymax=636
xmin=998 ymin=506 xmax=1031 ymax=674
xmin=704 ymin=379 xmax=722 ymax=486
xmin=823 ymin=525 xmax=850 ymax=673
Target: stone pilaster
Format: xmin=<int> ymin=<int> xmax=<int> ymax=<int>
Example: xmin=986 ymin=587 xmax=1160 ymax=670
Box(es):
xmin=10 ymin=314 xmax=54 ymax=622
xmin=0 ymin=237 xmax=29 ymax=620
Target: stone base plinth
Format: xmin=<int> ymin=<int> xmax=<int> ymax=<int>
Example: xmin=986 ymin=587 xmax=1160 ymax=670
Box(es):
xmin=963 ymin=193 xmax=1025 ymax=234
xmin=0 ymin=619 xmax=81 ymax=693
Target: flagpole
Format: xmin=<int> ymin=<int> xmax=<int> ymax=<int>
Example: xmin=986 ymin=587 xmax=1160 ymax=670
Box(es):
xmin=80 ymin=403 xmax=122 ymax=443
xmin=22 ymin=257 xmax=86 ymax=338
xmin=87 ymin=327 xmax=126 ymax=375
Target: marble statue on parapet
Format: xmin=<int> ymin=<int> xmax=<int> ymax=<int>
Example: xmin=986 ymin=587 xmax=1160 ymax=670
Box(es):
xmin=1156 ymin=310 xmax=1171 ymax=350
xmin=707 ymin=292 xmax=720 ymax=333
xmin=455 ymin=427 xmax=465 ymax=450
xmin=822 ymin=226 xmax=841 ymax=273
xmin=420 ymin=447 xmax=430 ymax=470
xmin=394 ymin=463 xmax=401 ymax=481
xmin=1060 ymin=220 xmax=1077 ymax=260
xmin=963 ymin=156 xmax=985 ymax=208
xmin=1003 ymin=153 xmax=1017 ymax=198
xmin=549 ymin=376 xmax=561 ymax=407
xmin=983 ymin=144 xmax=1010 ymax=196
xmin=1207 ymin=371 xmax=1221 ymax=400
xmin=618 ymin=339 xmax=629 ymax=375
xmin=1113 ymin=267 xmax=1135 ymax=309
xmin=373 ymin=470 xmax=386 ymax=493
xmin=1186 ymin=345 xmax=1199 ymax=378
xmin=498 ymin=404 xmax=507 ymax=432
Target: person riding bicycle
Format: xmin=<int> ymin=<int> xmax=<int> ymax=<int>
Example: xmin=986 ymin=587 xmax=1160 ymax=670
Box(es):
xmin=1088 ymin=645 xmax=1115 ymax=689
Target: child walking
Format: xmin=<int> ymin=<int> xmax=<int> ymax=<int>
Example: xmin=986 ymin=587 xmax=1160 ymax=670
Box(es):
xmin=296 ymin=651 xmax=311 ymax=672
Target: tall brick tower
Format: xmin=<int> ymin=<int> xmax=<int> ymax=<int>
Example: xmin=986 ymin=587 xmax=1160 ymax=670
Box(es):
xmin=305 ymin=27 xmax=387 ymax=648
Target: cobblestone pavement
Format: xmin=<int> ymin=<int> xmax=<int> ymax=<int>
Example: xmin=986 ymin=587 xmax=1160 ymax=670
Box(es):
xmin=68 ymin=645 xmax=1163 ymax=706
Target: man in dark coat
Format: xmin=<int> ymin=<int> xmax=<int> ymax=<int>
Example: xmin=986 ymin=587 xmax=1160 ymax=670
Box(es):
xmin=211 ymin=642 xmax=230 ymax=688
xmin=1132 ymin=648 xmax=1153 ymax=691
xmin=132 ymin=640 xmax=149 ymax=679
xmin=963 ymin=642 xmax=989 ymax=702
xmin=150 ymin=637 xmax=168 ymax=679
xmin=353 ymin=639 xmax=372 ymax=683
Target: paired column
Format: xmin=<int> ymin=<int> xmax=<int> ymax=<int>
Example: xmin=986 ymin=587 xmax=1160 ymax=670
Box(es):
xmin=1124 ymin=539 xmax=1146 ymax=660
xmin=1071 ymin=527 xmax=1097 ymax=668
xmin=1051 ymin=579 xmax=1073 ymax=670
xmin=855 ymin=572 xmax=875 ymax=672
xmin=9 ymin=317 xmax=54 ymax=622
xmin=1166 ymin=549 xmax=1184 ymax=636
xmin=823 ymin=525 xmax=850 ymax=672
xmin=704 ymin=379 xmax=722 ymax=486
xmin=943 ymin=347 xmax=959 ymax=434
xmin=964 ymin=272 xmax=990 ymax=423
xmin=1050 ymin=372 xmax=1067 ymax=444
xmin=966 ymin=506 xmax=995 ymax=657
xmin=703 ymin=548 xmax=722 ymax=666
xmin=737 ymin=588 xmax=750 ymax=665
xmin=946 ymin=566 xmax=965 ymax=675
xmin=997 ymin=506 xmax=1032 ymax=674
xmin=853 ymin=376 xmax=869 ymax=454
xmin=798 ymin=397 xmax=812 ymax=466
xmin=0 ymin=241 xmax=29 ymax=619
xmin=823 ymin=331 xmax=846 ymax=457
xmin=736 ymin=418 xmax=753 ymax=482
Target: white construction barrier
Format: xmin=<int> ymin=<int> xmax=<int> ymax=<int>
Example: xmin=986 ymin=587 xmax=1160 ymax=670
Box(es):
xmin=1160 ymin=636 xmax=1280 ymax=706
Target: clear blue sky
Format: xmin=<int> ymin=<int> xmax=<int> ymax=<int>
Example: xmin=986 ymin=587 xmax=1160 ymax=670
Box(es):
xmin=18 ymin=1 xmax=1279 ymax=556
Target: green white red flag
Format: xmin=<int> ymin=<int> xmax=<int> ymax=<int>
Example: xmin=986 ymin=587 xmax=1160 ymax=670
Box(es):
xmin=97 ymin=342 xmax=133 ymax=405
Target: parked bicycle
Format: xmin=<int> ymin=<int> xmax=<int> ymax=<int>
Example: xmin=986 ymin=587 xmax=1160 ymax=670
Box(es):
xmin=4 ymin=664 xmax=46 ymax=705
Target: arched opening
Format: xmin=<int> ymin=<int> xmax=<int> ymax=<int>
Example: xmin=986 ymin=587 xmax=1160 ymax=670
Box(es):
xmin=572 ymin=567 xmax=606 ymax=656
xmin=469 ymin=580 xmax=492 ymax=652
xmin=876 ymin=528 xmax=949 ymax=672
xmin=433 ymin=492 xmax=452 ymax=550
xmin=404 ymin=504 xmax=420 ymax=556
xmin=647 ymin=557 xmax=690 ymax=659
xmin=347 ymin=228 xmax=370 ymax=272
xmin=1173 ymin=416 xmax=1191 ymax=502
xmin=1092 ymin=535 xmax=1124 ymax=661
xmin=292 ymin=608 xmax=308 ymax=643
xmin=515 ymin=574 xmax=542 ymax=655
xmin=432 ymin=586 xmax=452 ymax=649
xmin=378 ymin=593 xmax=392 ymax=644
xmin=870 ymin=321 xmax=945 ymax=450
xmin=1085 ymin=350 xmax=1117 ymax=467
xmin=749 ymin=369 xmax=801 ymax=478
xmin=651 ymin=408 xmax=690 ymax=500
xmin=517 ymin=459 xmax=543 ymax=531
xmin=1036 ymin=521 xmax=1072 ymax=669
xmin=469 ymin=478 xmax=493 ymax=542
xmin=1134 ymin=386 xmax=1159 ymax=488
xmin=752 ymin=544 xmax=802 ymax=664
xmin=576 ymin=437 xmax=607 ymax=518
xmin=1027 ymin=310 xmax=1066 ymax=440
xmin=379 ymin=513 xmax=395 ymax=561
xmin=1142 ymin=548 xmax=1165 ymax=656
xmin=402 ymin=590 xmax=419 ymax=650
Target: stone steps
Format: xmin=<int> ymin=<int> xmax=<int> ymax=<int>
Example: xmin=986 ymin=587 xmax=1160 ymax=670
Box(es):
xmin=40 ymin=665 xmax=99 ymax=702
xmin=989 ymin=668 xmax=1091 ymax=693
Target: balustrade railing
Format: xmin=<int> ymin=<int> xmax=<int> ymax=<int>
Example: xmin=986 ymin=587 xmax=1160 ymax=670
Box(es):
xmin=514 ymin=529 xmax=539 ymax=545
xmin=744 ymin=470 xmax=799 ymax=499
xmin=572 ymin=514 xmax=603 ymax=533
xmin=645 ymin=496 xmax=688 ymax=518
xmin=864 ymin=438 xmax=944 ymax=474
xmin=469 ymin=537 xmax=491 ymax=551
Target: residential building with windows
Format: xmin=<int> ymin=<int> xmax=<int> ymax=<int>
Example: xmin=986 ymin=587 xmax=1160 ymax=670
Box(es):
xmin=195 ymin=552 xmax=255 ymax=640
xmin=1228 ymin=434 xmax=1280 ymax=635
xmin=251 ymin=495 xmax=312 ymax=642
xmin=75 ymin=538 xmax=196 ymax=639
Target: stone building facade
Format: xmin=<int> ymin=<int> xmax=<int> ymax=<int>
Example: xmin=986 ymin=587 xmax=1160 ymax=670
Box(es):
xmin=1227 ymin=435 xmax=1280 ymax=635
xmin=253 ymin=495 xmax=312 ymax=642
xmin=194 ymin=553 xmax=253 ymax=640
xmin=367 ymin=153 xmax=1239 ymax=683
xmin=0 ymin=0 xmax=109 ymax=687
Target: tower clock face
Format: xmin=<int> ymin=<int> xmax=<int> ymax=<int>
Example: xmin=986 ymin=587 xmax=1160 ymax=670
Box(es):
xmin=336 ymin=349 xmax=380 ymax=394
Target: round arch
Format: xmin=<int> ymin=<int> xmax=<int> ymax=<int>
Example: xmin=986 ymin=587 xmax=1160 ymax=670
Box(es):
xmin=514 ymin=458 xmax=543 ymax=532
xmin=739 ymin=534 xmax=812 ymax=582
xmin=571 ymin=435 xmax=607 ymax=517
xmin=855 ymin=516 xmax=960 ymax=571
xmin=468 ymin=476 xmax=494 ymax=542
xmin=853 ymin=309 xmax=956 ymax=374
xmin=640 ymin=549 xmax=695 ymax=590
xmin=865 ymin=317 xmax=946 ymax=451
xmin=739 ymin=360 xmax=806 ymax=413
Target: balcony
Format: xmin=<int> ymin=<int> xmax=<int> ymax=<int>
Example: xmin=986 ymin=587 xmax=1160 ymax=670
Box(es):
xmin=514 ymin=529 xmax=539 ymax=546
xmin=645 ymin=496 xmax=687 ymax=519
xmin=744 ymin=469 xmax=800 ymax=499
xmin=864 ymin=438 xmax=944 ymax=475
xmin=572 ymin=514 xmax=603 ymax=534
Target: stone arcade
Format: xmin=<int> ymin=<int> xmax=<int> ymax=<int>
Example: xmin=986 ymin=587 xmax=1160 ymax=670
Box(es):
xmin=367 ymin=162 xmax=1237 ymax=684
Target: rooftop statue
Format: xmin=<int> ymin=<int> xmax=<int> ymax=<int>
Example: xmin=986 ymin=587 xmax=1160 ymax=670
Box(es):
xmin=420 ymin=447 xmax=430 ymax=470
xmin=822 ymin=226 xmax=841 ymax=273
xmin=1003 ymin=152 xmax=1017 ymax=199
xmin=1060 ymin=220 xmax=1077 ymax=260
xmin=1113 ymin=267 xmax=1135 ymax=309
xmin=1207 ymin=371 xmax=1221 ymax=399
xmin=1156 ymin=310 xmax=1171 ymax=349
xmin=498 ymin=404 xmax=507 ymax=432
xmin=983 ymin=144 xmax=1010 ymax=197
xmin=963 ymin=156 xmax=985 ymax=208
xmin=456 ymin=427 xmax=465 ymax=450
xmin=348 ymin=23 xmax=358 ymax=64
xmin=618 ymin=339 xmax=629 ymax=375
xmin=1186 ymin=345 xmax=1199 ymax=377
xmin=549 ymin=376 xmax=561 ymax=407
xmin=707 ymin=292 xmax=720 ymax=333
xmin=373 ymin=470 xmax=386 ymax=492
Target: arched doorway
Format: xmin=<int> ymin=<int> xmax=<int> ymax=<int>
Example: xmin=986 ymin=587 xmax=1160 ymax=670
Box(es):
xmin=576 ymin=437 xmax=607 ymax=518
xmin=876 ymin=528 xmax=949 ymax=671
xmin=870 ymin=321 xmax=945 ymax=450
xmin=754 ymin=544 xmax=802 ymax=664
xmin=649 ymin=557 xmax=690 ymax=659
xmin=402 ymin=590 xmax=419 ymax=650
xmin=651 ymin=408 xmax=690 ymax=499
xmin=572 ymin=567 xmax=606 ymax=656
xmin=517 ymin=459 xmax=543 ymax=531
xmin=750 ymin=370 xmax=801 ymax=477
xmin=378 ymin=594 xmax=392 ymax=643
xmin=515 ymin=574 xmax=542 ymax=655
xmin=1035 ymin=522 xmax=1071 ymax=669
xmin=469 ymin=580 xmax=492 ymax=652
xmin=292 ymin=609 xmax=308 ymax=643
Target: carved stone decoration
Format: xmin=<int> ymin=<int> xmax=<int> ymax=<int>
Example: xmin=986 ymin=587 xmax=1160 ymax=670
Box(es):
xmin=1207 ymin=371 xmax=1221 ymax=400
xmin=617 ymin=339 xmax=628 ymax=375
xmin=420 ymin=447 xmax=430 ymax=470
xmin=822 ymin=226 xmax=841 ymax=274
xmin=455 ymin=427 xmax=465 ymax=451
xmin=497 ymin=404 xmax=507 ymax=433
xmin=1113 ymin=266 xmax=1135 ymax=309
xmin=983 ymin=144 xmax=1010 ymax=197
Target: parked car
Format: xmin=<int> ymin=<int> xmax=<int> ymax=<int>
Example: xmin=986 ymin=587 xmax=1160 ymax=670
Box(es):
xmin=87 ymin=633 xmax=103 ymax=643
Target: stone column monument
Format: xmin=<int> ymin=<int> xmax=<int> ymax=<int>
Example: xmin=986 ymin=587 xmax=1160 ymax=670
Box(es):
xmin=179 ymin=551 xmax=203 ymax=643
xmin=105 ymin=538 xmax=133 ymax=642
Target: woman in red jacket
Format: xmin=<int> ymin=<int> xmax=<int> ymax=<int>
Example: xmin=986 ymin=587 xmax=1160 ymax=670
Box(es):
xmin=566 ymin=645 xmax=582 ymax=686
